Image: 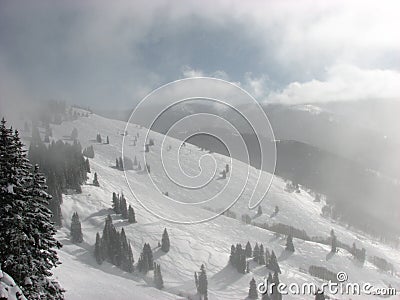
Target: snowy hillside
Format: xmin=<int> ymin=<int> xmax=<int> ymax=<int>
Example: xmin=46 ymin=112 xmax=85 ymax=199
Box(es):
xmin=0 ymin=268 xmax=26 ymax=300
xmin=25 ymin=111 xmax=399 ymax=300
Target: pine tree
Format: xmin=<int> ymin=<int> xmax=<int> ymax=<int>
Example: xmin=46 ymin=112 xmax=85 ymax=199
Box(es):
xmin=194 ymin=272 xmax=199 ymax=292
xmin=120 ymin=228 xmax=134 ymax=272
xmin=94 ymin=232 xmax=103 ymax=264
xmin=120 ymin=194 xmax=128 ymax=219
xmin=71 ymin=212 xmax=83 ymax=243
xmin=198 ymin=264 xmax=208 ymax=300
xmin=161 ymin=228 xmax=170 ymax=252
xmin=265 ymin=248 xmax=271 ymax=267
xmin=112 ymin=192 xmax=120 ymax=214
xmin=229 ymin=245 xmax=236 ymax=266
xmin=271 ymin=271 xmax=282 ymax=300
xmin=0 ymin=119 xmax=64 ymax=298
xmin=85 ymin=158 xmax=91 ymax=173
xmin=261 ymin=273 xmax=273 ymax=300
xmin=268 ymin=251 xmax=281 ymax=274
xmin=118 ymin=157 xmax=124 ymax=170
xmin=106 ymin=136 xmax=109 ymax=144
xmin=93 ymin=172 xmax=99 ymax=186
xmin=253 ymin=243 xmax=260 ymax=262
xmin=331 ymin=230 xmax=337 ymax=253
xmin=285 ymin=234 xmax=295 ymax=252
xmin=128 ymin=205 xmax=136 ymax=223
xmin=245 ymin=241 xmax=252 ymax=258
xmin=154 ymin=263 xmax=164 ymax=289
xmin=259 ymin=244 xmax=266 ymax=265
xmin=116 ymin=158 xmax=119 ymax=169
xmin=248 ymin=277 xmax=258 ymax=299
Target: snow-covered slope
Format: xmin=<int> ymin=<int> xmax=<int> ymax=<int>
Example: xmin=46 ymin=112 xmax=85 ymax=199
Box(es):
xmin=32 ymin=111 xmax=399 ymax=300
xmin=0 ymin=268 xmax=26 ymax=300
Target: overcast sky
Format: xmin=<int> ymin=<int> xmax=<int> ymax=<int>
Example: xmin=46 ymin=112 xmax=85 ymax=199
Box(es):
xmin=0 ymin=0 xmax=399 ymax=110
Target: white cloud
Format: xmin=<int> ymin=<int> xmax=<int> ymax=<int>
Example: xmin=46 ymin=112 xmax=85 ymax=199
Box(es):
xmin=266 ymin=64 xmax=400 ymax=104
xmin=181 ymin=66 xmax=204 ymax=78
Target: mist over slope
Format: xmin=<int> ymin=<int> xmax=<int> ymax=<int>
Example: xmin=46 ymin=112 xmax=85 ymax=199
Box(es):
xmin=20 ymin=110 xmax=399 ymax=299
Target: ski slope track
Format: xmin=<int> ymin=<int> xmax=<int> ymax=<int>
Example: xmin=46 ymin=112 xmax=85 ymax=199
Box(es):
xmin=27 ymin=111 xmax=399 ymax=300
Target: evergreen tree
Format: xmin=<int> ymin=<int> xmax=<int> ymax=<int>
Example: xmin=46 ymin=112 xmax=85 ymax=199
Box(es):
xmin=245 ymin=241 xmax=252 ymax=258
xmin=128 ymin=205 xmax=136 ymax=223
xmin=265 ymin=248 xmax=271 ymax=267
xmin=138 ymin=243 xmax=154 ymax=273
xmin=285 ymin=234 xmax=295 ymax=252
xmin=161 ymin=228 xmax=170 ymax=252
xmin=271 ymin=271 xmax=282 ymax=300
xmin=106 ymin=136 xmax=109 ymax=144
xmin=268 ymin=251 xmax=281 ymax=274
xmin=331 ymin=230 xmax=337 ymax=253
xmin=120 ymin=194 xmax=128 ymax=219
xmin=71 ymin=212 xmax=83 ymax=243
xmin=85 ymin=158 xmax=91 ymax=173
xmin=93 ymin=172 xmax=99 ymax=186
xmin=118 ymin=157 xmax=124 ymax=170
xmin=197 ymin=264 xmax=208 ymax=300
xmin=154 ymin=263 xmax=164 ymax=289
xmin=120 ymin=228 xmax=134 ymax=272
xmin=96 ymin=133 xmax=102 ymax=143
xmin=261 ymin=273 xmax=273 ymax=300
xmin=94 ymin=232 xmax=103 ymax=264
xmin=194 ymin=272 xmax=199 ymax=292
xmin=229 ymin=245 xmax=236 ymax=266
xmin=116 ymin=158 xmax=119 ymax=169
xmin=112 ymin=192 xmax=120 ymax=214
xmin=0 ymin=119 xmax=64 ymax=298
xmin=253 ymin=243 xmax=260 ymax=262
xmin=259 ymin=244 xmax=266 ymax=265
xmin=248 ymin=277 xmax=258 ymax=299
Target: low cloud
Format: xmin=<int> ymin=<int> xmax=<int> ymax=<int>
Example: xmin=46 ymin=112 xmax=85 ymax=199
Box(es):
xmin=266 ymin=64 xmax=400 ymax=104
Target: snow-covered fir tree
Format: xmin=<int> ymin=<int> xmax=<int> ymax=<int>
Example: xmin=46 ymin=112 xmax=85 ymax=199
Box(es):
xmin=93 ymin=172 xmax=99 ymax=186
xmin=137 ymin=243 xmax=154 ymax=273
xmin=153 ymin=263 xmax=164 ymax=290
xmin=0 ymin=119 xmax=64 ymax=299
xmin=285 ymin=234 xmax=295 ymax=252
xmin=71 ymin=212 xmax=83 ymax=243
xmin=112 ymin=192 xmax=121 ymax=214
xmin=94 ymin=232 xmax=103 ymax=264
xmin=161 ymin=228 xmax=170 ymax=252
xmin=196 ymin=264 xmax=208 ymax=300
xmin=120 ymin=194 xmax=128 ymax=219
xmin=259 ymin=244 xmax=266 ymax=265
xmin=253 ymin=243 xmax=260 ymax=262
xmin=248 ymin=277 xmax=258 ymax=299
xmin=128 ymin=205 xmax=136 ymax=223
xmin=245 ymin=241 xmax=252 ymax=258
xmin=267 ymin=251 xmax=281 ymax=274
